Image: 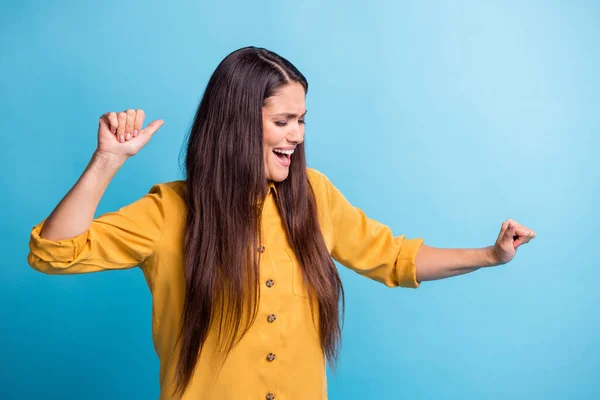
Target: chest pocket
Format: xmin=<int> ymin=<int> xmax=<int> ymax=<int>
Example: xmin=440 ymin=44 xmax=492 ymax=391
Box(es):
xmin=284 ymin=248 xmax=310 ymax=298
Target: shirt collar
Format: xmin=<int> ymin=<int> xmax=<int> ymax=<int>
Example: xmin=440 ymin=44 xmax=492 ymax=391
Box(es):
xmin=267 ymin=180 xmax=278 ymax=195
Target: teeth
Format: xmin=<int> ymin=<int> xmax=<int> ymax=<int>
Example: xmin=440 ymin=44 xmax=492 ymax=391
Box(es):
xmin=273 ymin=149 xmax=294 ymax=155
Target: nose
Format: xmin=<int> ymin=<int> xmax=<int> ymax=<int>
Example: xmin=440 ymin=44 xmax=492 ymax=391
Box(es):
xmin=286 ymin=122 xmax=304 ymax=144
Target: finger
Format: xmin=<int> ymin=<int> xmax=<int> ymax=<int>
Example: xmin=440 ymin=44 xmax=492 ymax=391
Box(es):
xmin=511 ymin=221 xmax=536 ymax=241
xmin=141 ymin=119 xmax=164 ymax=137
xmin=514 ymin=238 xmax=525 ymax=249
xmin=507 ymin=219 xmax=527 ymax=240
xmin=514 ymin=225 xmax=531 ymax=238
xmin=517 ymin=229 xmax=535 ymax=240
xmin=519 ymin=228 xmax=535 ymax=241
xmin=509 ymin=220 xmax=530 ymax=233
xmin=116 ymin=112 xmax=127 ymax=142
xmin=133 ymin=109 xmax=145 ymax=137
xmin=125 ymin=109 xmax=136 ymax=141
xmin=525 ymin=229 xmax=536 ymax=242
xmin=506 ymin=222 xmax=524 ymax=249
xmin=513 ymin=225 xmax=537 ymax=247
xmin=514 ymin=234 xmax=531 ymax=248
xmin=499 ymin=220 xmax=510 ymax=238
xmin=107 ymin=112 xmax=118 ymax=134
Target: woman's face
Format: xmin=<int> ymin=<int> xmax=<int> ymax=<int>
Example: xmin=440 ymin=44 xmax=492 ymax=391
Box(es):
xmin=262 ymin=82 xmax=306 ymax=182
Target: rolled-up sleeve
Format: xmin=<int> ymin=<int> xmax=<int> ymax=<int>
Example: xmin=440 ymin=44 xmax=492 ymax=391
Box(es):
xmin=322 ymin=173 xmax=424 ymax=288
xmin=27 ymin=183 xmax=169 ymax=274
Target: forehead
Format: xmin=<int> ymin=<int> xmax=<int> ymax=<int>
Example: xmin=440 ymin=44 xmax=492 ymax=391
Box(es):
xmin=263 ymin=82 xmax=306 ymax=114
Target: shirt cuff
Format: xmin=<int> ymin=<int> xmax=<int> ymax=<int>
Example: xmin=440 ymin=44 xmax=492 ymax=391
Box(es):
xmin=29 ymin=218 xmax=89 ymax=263
xmin=394 ymin=236 xmax=425 ymax=288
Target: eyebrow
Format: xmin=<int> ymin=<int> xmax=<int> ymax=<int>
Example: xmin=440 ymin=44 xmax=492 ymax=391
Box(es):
xmin=271 ymin=110 xmax=307 ymax=118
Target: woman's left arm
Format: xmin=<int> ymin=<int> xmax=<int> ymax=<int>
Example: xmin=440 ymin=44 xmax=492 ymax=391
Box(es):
xmin=415 ymin=219 xmax=536 ymax=282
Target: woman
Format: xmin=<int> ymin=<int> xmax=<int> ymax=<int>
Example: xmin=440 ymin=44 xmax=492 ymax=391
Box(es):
xmin=27 ymin=46 xmax=536 ymax=400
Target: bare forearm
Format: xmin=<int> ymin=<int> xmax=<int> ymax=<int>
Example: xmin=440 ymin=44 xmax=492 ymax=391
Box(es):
xmin=415 ymin=244 xmax=500 ymax=282
xmin=39 ymin=151 xmax=126 ymax=241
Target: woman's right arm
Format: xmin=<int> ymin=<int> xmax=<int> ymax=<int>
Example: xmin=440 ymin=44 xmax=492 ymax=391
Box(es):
xmin=28 ymin=109 xmax=166 ymax=274
xmin=39 ymin=151 xmax=125 ymax=242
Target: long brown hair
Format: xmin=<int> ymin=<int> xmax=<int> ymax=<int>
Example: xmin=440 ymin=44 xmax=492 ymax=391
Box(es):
xmin=175 ymin=46 xmax=344 ymax=397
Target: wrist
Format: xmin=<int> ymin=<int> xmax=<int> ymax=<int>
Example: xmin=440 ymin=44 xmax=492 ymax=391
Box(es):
xmin=92 ymin=150 xmax=127 ymax=168
xmin=486 ymin=245 xmax=503 ymax=267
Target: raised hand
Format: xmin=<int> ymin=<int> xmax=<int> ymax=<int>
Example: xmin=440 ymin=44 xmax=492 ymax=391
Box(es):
xmin=96 ymin=109 xmax=164 ymax=161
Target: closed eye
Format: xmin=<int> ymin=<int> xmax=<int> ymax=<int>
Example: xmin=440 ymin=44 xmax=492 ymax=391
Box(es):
xmin=275 ymin=120 xmax=305 ymax=127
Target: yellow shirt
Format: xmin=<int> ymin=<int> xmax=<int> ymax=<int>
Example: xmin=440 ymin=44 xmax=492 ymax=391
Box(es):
xmin=27 ymin=167 xmax=424 ymax=400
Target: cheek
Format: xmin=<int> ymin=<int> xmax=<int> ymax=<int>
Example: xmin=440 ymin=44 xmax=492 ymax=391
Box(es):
xmin=263 ymin=125 xmax=283 ymax=147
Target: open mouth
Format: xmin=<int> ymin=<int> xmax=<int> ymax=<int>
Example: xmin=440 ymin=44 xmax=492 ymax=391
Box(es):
xmin=273 ymin=149 xmax=293 ymax=166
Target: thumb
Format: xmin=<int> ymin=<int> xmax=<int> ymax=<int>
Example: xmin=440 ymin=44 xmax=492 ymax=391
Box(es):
xmin=142 ymin=119 xmax=164 ymax=137
xmin=505 ymin=222 xmax=516 ymax=241
xmin=98 ymin=114 xmax=114 ymax=133
xmin=504 ymin=222 xmax=520 ymax=249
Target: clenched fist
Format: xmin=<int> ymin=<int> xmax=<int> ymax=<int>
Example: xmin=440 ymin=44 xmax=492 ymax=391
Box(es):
xmin=492 ymin=219 xmax=536 ymax=264
xmin=96 ymin=109 xmax=164 ymax=160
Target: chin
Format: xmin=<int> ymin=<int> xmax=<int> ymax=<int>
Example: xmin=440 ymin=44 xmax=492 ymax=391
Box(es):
xmin=268 ymin=169 xmax=290 ymax=182
xmin=271 ymin=174 xmax=289 ymax=183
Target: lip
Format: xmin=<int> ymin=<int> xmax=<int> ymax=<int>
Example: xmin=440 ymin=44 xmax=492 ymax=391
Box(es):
xmin=272 ymin=148 xmax=291 ymax=167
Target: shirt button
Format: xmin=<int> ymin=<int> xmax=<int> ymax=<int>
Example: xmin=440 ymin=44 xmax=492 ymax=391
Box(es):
xmin=265 ymin=279 xmax=274 ymax=288
xmin=266 ymin=353 xmax=276 ymax=361
xmin=267 ymin=314 xmax=276 ymax=323
xmin=266 ymin=393 xmax=275 ymax=400
xmin=258 ymin=245 xmax=266 ymax=253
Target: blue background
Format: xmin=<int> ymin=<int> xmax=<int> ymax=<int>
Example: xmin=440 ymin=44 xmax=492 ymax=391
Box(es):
xmin=2 ymin=0 xmax=598 ymax=399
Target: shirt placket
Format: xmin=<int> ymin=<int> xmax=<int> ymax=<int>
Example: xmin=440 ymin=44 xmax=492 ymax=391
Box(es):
xmin=258 ymin=190 xmax=281 ymax=399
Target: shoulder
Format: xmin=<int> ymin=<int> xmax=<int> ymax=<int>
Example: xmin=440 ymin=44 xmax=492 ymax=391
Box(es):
xmin=306 ymin=167 xmax=337 ymax=208
xmin=151 ymin=179 xmax=187 ymax=197
xmin=146 ymin=180 xmax=187 ymax=211
xmin=306 ymin=167 xmax=330 ymax=186
xmin=306 ymin=167 xmax=334 ymax=194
